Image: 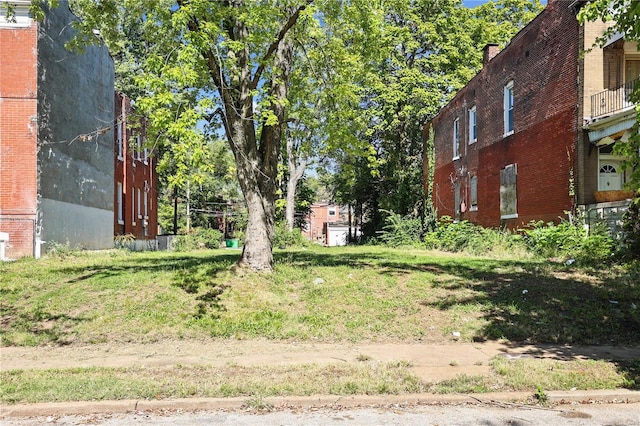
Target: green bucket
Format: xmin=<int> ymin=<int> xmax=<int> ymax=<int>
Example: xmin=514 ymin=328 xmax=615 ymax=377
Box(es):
xmin=225 ymin=239 xmax=239 ymax=248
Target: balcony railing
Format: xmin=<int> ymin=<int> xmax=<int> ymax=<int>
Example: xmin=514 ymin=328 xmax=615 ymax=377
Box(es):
xmin=591 ymin=78 xmax=638 ymax=119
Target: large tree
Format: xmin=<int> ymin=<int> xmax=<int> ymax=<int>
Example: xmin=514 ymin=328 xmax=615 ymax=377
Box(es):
xmin=328 ymin=0 xmax=543 ymax=236
xmin=43 ymin=0 xmax=322 ymax=271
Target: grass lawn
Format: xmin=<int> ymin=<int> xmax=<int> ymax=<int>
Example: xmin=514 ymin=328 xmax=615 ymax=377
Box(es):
xmin=1 ymin=245 xmax=639 ymax=403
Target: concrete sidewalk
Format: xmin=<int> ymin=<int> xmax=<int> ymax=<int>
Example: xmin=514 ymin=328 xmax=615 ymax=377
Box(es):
xmin=3 ymin=340 xmax=639 ymax=382
xmin=2 ymin=340 xmax=639 ymax=418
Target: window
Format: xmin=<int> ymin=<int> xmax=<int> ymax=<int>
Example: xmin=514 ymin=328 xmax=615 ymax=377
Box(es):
xmin=117 ymin=122 xmax=124 ymax=160
xmin=144 ymin=190 xmax=149 ymax=237
xmin=137 ymin=188 xmax=142 ymax=219
xmin=500 ymin=164 xmax=517 ymax=219
xmin=144 ymin=188 xmax=148 ymax=218
xmin=504 ymin=81 xmax=514 ymax=135
xmin=135 ymin=136 xmax=142 ymax=161
xmin=132 ymin=190 xmax=136 ymax=226
xmin=454 ymin=182 xmax=461 ymax=221
xmin=469 ymin=106 xmax=477 ymax=144
xmin=117 ymin=183 xmax=124 ymax=225
xmin=453 ymin=118 xmax=460 ymax=159
xmin=470 ymin=176 xmax=478 ymax=211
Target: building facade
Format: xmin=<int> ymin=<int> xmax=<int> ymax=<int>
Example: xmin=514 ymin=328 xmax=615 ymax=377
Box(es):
xmin=428 ymin=0 xmax=635 ymax=229
xmin=1 ymin=0 xmax=115 ymax=258
xmin=113 ymin=92 xmax=158 ymax=247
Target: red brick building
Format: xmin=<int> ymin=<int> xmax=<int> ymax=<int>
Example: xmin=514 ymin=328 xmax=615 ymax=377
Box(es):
xmin=1 ymin=0 xmax=115 ymax=258
xmin=428 ymin=0 xmax=635 ymax=229
xmin=0 ymin=2 xmax=38 ymax=258
xmin=113 ymin=92 xmax=158 ymax=247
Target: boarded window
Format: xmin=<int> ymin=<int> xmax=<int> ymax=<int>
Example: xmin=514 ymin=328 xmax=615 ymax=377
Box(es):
xmin=500 ymin=164 xmax=517 ymax=219
xmin=470 ymin=176 xmax=478 ymax=209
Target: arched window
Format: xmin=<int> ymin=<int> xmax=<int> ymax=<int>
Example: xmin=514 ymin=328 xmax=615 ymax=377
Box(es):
xmin=600 ymin=164 xmax=617 ymax=174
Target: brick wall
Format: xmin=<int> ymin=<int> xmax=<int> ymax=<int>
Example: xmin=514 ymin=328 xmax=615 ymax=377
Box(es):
xmin=430 ymin=1 xmax=580 ymax=228
xmin=0 ymin=19 xmax=38 ymax=258
xmin=114 ymin=92 xmax=158 ymax=240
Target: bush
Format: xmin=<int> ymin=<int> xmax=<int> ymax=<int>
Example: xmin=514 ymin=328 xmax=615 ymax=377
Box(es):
xmin=522 ymin=218 xmax=614 ymax=264
xmin=621 ymin=196 xmax=640 ymax=260
xmin=378 ymin=210 xmax=423 ymax=247
xmin=174 ymin=228 xmax=224 ymax=251
xmin=273 ymin=222 xmax=308 ymax=248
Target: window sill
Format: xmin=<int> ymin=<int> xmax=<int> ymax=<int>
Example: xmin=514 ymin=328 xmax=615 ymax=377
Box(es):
xmin=117 ymin=220 xmax=124 ymax=225
xmin=469 ymin=139 xmax=477 ymax=145
xmin=501 ymin=213 xmax=518 ymax=220
xmin=503 ymin=130 xmax=514 ymax=138
xmin=470 ymin=206 xmax=478 ymax=212
xmin=452 ymin=156 xmax=461 ymax=161
xmin=117 ymin=156 xmax=124 ymax=161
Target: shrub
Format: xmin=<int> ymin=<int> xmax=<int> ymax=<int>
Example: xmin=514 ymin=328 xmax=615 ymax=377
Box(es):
xmin=114 ymin=233 xmax=135 ymax=249
xmin=273 ymin=222 xmax=308 ymax=248
xmin=621 ymin=196 xmax=640 ymax=260
xmin=174 ymin=228 xmax=224 ymax=251
xmin=522 ymin=218 xmax=614 ymax=264
xmin=378 ymin=210 xmax=423 ymax=247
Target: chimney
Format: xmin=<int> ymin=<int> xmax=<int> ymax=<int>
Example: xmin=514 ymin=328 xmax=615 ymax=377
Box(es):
xmin=483 ymin=44 xmax=500 ymax=67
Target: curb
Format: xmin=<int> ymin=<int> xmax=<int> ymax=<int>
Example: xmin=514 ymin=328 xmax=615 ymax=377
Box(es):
xmin=3 ymin=390 xmax=640 ymax=418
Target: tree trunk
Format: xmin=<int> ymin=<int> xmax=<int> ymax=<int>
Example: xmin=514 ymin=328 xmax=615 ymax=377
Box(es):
xmin=228 ymin=36 xmax=293 ymax=272
xmin=285 ymin=136 xmax=308 ymax=231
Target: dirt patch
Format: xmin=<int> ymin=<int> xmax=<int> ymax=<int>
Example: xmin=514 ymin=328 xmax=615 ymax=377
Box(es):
xmin=3 ymin=340 xmax=639 ymax=384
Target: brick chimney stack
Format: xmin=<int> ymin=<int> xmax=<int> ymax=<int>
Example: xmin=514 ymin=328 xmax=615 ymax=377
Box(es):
xmin=483 ymin=44 xmax=500 ymax=67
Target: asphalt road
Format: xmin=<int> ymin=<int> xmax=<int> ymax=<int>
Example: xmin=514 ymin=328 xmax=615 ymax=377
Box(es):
xmin=4 ymin=402 xmax=640 ymax=426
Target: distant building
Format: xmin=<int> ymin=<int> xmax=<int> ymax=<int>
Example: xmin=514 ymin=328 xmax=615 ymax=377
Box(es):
xmin=303 ymin=202 xmax=360 ymax=246
xmin=113 ymin=92 xmax=158 ymax=249
xmin=0 ymin=0 xmax=115 ymax=258
xmin=427 ymin=0 xmax=635 ymax=232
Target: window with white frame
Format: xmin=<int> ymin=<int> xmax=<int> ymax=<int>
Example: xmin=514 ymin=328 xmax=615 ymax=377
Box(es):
xmin=117 ymin=122 xmax=124 ymax=160
xmin=470 ymin=176 xmax=478 ymax=211
xmin=468 ymin=106 xmax=477 ymax=144
xmin=504 ymin=81 xmax=514 ymax=135
xmin=117 ymin=183 xmax=124 ymax=224
xmin=453 ymin=117 xmax=460 ymax=159
xmin=132 ymin=190 xmax=136 ymax=226
xmin=137 ymin=188 xmax=142 ymax=219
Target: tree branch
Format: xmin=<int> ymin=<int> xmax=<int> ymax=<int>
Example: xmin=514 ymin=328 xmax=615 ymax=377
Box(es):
xmin=250 ymin=0 xmax=313 ymax=90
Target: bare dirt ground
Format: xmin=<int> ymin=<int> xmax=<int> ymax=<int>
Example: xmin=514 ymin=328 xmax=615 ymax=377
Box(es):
xmin=3 ymin=339 xmax=639 ymax=383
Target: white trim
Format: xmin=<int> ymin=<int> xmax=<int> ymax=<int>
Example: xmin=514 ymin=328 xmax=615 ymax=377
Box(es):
xmin=504 ymin=81 xmax=514 ymax=136
xmin=468 ymin=106 xmax=477 ymax=145
xmin=453 ymin=117 xmax=460 ymax=159
xmin=0 ymin=1 xmax=31 ymax=28
xmin=501 ymin=214 xmax=518 ymax=220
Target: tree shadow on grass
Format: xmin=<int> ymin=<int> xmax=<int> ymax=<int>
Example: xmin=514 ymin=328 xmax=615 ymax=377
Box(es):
xmin=278 ymin=249 xmax=640 ymax=388
xmin=0 ymin=304 xmax=88 ymax=346
xmin=54 ymin=251 xmax=241 ymax=319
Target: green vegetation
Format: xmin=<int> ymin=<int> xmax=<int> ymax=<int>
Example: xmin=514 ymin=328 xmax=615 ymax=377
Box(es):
xmin=1 ymin=357 xmax=633 ymax=403
xmin=0 ymin=362 xmax=422 ymax=404
xmin=2 ymin=246 xmax=639 ymax=346
xmin=1 ymin=246 xmax=639 ymax=403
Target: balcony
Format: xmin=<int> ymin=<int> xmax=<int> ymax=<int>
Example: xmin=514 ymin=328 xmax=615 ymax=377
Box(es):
xmin=591 ymin=78 xmax=638 ymax=119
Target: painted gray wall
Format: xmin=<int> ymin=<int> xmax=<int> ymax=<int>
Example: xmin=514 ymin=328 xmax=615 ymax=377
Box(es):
xmin=37 ymin=0 xmax=115 ymax=250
